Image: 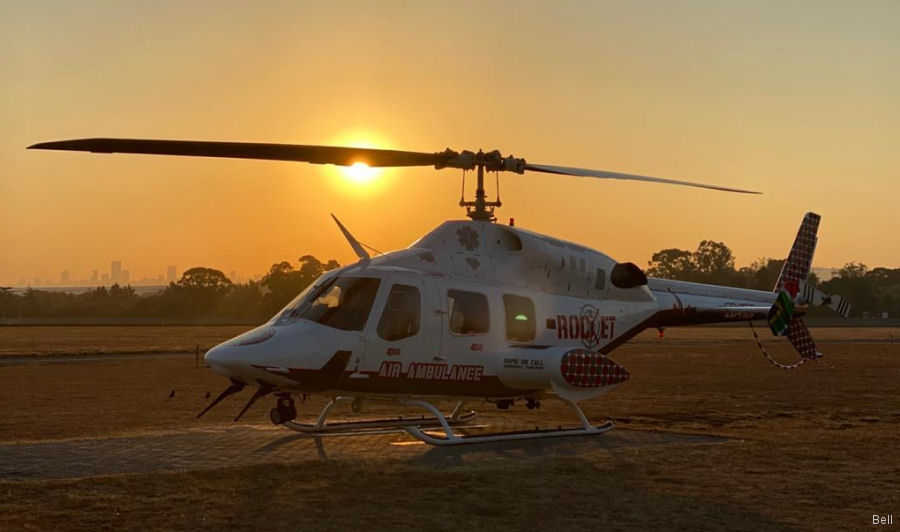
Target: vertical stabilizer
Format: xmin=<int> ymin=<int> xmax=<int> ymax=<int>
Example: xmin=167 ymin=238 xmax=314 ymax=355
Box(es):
xmin=775 ymin=212 xmax=820 ymax=298
xmin=767 ymin=212 xmax=824 ymax=361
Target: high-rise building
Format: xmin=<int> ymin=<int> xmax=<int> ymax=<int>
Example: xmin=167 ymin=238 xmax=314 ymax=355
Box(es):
xmin=111 ymin=261 xmax=122 ymax=283
xmin=61 ymin=271 xmax=70 ymax=284
xmin=167 ymin=265 xmax=177 ymax=283
xmin=121 ymin=270 xmax=130 ymax=283
xmin=91 ymin=270 xmax=99 ymax=283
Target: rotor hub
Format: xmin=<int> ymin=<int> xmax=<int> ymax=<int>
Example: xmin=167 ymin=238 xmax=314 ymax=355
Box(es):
xmin=435 ymin=148 xmax=526 ymax=174
xmin=437 ymin=149 xmax=525 ymax=222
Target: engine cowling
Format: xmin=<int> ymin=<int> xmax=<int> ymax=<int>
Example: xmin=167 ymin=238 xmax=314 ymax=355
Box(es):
xmin=496 ymin=347 xmax=629 ymax=398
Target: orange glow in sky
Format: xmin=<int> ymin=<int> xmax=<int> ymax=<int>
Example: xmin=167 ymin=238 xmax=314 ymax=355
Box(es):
xmin=2 ymin=2 xmax=898 ymax=285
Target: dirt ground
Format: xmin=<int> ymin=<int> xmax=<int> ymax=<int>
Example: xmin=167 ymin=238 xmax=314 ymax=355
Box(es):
xmin=0 ymin=326 xmax=896 ymax=531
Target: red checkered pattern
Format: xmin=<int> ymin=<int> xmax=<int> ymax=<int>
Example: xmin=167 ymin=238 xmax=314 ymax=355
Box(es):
xmin=749 ymin=320 xmax=824 ymax=369
xmin=775 ymin=213 xmax=820 ymax=297
xmin=559 ymin=348 xmax=629 ymax=388
xmin=786 ymin=318 xmax=820 ymax=360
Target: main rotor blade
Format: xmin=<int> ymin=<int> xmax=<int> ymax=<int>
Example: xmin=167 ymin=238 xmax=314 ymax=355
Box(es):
xmin=28 ymin=138 xmax=443 ymax=167
xmin=28 ymin=138 xmax=762 ymax=194
xmin=524 ymin=163 xmax=760 ymax=194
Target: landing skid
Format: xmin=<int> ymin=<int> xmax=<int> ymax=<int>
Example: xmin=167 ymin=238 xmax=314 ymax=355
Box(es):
xmin=402 ymin=399 xmax=614 ymax=446
xmin=278 ymin=396 xmax=613 ymax=446
xmin=282 ymin=396 xmax=478 ymax=436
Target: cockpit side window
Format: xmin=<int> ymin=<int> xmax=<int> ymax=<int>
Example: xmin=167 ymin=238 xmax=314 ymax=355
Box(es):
xmin=279 ymin=277 xmax=381 ymax=331
xmin=377 ymin=284 xmax=421 ymax=341
xmin=447 ymin=289 xmax=489 ymax=335
xmin=503 ymin=294 xmax=535 ymax=342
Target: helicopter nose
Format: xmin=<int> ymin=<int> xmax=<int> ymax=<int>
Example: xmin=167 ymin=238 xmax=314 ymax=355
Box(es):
xmin=204 ymin=344 xmax=225 ymax=365
xmin=204 ymin=343 xmax=250 ymax=379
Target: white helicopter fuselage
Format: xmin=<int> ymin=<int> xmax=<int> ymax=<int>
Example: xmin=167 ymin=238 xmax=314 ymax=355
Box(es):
xmin=28 ymin=137 xmax=835 ymax=443
xmin=206 ymin=219 xmax=778 ymax=404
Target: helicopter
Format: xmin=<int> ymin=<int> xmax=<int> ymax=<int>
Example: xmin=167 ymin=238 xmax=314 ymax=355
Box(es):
xmin=27 ymin=138 xmax=849 ymax=445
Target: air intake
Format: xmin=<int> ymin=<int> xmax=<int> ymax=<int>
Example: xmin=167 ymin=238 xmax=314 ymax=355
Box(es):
xmin=610 ymin=262 xmax=648 ymax=289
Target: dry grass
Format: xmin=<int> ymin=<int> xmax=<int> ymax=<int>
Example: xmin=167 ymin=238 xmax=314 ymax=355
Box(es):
xmin=0 ymin=325 xmax=252 ymax=356
xmin=0 ymin=325 xmax=895 ymax=358
xmin=0 ymin=326 xmax=897 ymax=531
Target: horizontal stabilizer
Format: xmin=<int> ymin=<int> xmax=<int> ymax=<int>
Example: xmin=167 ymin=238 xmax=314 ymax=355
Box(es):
xmin=800 ymin=282 xmax=852 ymax=317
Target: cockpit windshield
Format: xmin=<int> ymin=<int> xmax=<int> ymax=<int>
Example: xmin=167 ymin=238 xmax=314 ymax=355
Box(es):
xmin=273 ymin=276 xmax=381 ymax=331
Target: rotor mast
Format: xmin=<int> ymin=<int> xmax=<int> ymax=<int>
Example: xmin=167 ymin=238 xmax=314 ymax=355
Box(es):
xmin=459 ymin=157 xmax=502 ymax=222
xmin=441 ymin=149 xmax=524 ymax=223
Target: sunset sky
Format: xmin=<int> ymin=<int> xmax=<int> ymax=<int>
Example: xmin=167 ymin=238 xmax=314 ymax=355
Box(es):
xmin=2 ymin=1 xmax=898 ymax=286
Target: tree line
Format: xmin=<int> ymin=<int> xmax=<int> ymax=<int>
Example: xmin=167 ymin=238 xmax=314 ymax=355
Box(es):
xmin=0 ymin=255 xmax=340 ymax=323
xmin=647 ymin=240 xmax=899 ymax=317
xmin=1 ymin=243 xmax=896 ymax=322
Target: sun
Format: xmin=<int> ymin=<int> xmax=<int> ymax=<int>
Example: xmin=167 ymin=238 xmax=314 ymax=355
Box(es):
xmin=330 ymin=134 xmax=385 ymax=186
xmin=342 ymin=161 xmax=378 ymax=184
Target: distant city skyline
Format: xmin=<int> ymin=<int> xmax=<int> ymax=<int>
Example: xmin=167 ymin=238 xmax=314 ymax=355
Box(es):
xmin=5 ymin=260 xmax=841 ymax=289
xmin=8 ymin=261 xmax=189 ymax=288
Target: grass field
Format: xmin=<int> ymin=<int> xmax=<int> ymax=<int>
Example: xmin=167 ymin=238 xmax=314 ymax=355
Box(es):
xmin=0 ymin=324 xmax=895 ymax=357
xmin=0 ymin=325 xmax=251 ymax=356
xmin=0 ymin=326 xmax=896 ymax=530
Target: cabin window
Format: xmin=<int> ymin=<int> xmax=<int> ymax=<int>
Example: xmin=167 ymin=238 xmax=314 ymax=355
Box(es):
xmin=595 ymin=268 xmax=606 ymax=290
xmin=448 ymin=289 xmax=489 ymax=335
xmin=377 ymin=284 xmax=421 ymax=341
xmin=503 ymin=294 xmax=535 ymax=342
xmin=283 ymin=276 xmax=381 ymax=331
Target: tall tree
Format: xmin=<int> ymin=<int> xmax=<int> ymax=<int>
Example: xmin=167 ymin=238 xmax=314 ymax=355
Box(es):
xmin=176 ymin=267 xmax=233 ymax=295
xmin=646 ymin=248 xmax=696 ymax=280
xmin=692 ymin=240 xmax=735 ymax=282
xmin=261 ymin=256 xmax=341 ymax=317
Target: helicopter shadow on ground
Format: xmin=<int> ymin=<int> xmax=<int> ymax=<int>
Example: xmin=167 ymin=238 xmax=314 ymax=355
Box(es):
xmin=252 ymin=429 xmax=409 ymax=461
xmin=412 ymin=428 xmax=732 ymax=466
xmin=251 ymin=426 xmax=731 ymax=464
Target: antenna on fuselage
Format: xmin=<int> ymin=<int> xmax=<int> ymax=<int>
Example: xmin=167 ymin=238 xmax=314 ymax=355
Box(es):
xmin=331 ymin=214 xmax=371 ymax=261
